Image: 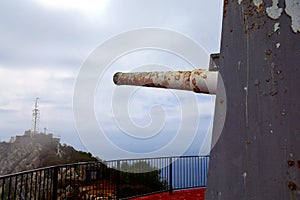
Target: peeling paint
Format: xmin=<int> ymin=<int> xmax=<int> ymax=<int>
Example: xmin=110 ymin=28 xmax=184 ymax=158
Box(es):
xmin=113 ymin=70 xmax=218 ymax=94
xmin=285 ymin=0 xmax=300 ymax=33
xmin=218 ymin=192 xmax=222 ymax=199
xmin=276 ymin=43 xmax=281 ymax=48
xmin=243 ymin=172 xmax=247 ymax=193
xmin=274 ymin=22 xmax=280 ymax=32
xmin=253 ymin=0 xmax=263 ymax=10
xmin=266 ymin=0 xmax=283 ymax=19
xmin=238 ymin=61 xmax=241 ymax=71
xmin=238 ymin=0 xmax=300 ymax=33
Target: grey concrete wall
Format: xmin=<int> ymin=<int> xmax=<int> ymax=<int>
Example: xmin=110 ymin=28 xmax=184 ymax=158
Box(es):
xmin=206 ymin=0 xmax=300 ymax=199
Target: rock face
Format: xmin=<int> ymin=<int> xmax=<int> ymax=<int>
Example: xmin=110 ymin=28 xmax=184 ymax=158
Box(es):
xmin=0 ymin=132 xmax=97 ymax=176
xmin=0 ymin=133 xmax=57 ymax=175
xmin=0 ymin=142 xmax=42 ymax=175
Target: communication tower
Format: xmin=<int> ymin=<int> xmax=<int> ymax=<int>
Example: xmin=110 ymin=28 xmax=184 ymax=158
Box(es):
xmin=31 ymin=97 xmax=40 ymax=136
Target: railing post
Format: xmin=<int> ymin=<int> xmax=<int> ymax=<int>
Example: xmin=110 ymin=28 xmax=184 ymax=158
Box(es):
xmin=52 ymin=166 xmax=58 ymax=200
xmin=169 ymin=157 xmax=173 ymax=195
xmin=1 ymin=179 xmax=5 ymax=200
xmin=7 ymin=177 xmax=11 ymax=199
xmin=116 ymin=160 xmax=120 ymax=200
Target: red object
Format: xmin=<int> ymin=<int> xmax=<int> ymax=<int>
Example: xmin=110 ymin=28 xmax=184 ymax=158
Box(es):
xmin=130 ymin=188 xmax=206 ymax=200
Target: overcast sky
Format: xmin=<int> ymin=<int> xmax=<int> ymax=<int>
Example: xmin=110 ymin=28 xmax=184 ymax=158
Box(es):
xmin=0 ymin=0 xmax=223 ymax=160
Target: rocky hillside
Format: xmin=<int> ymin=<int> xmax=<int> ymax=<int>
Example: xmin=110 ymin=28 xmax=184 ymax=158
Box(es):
xmin=0 ymin=132 xmax=98 ymax=175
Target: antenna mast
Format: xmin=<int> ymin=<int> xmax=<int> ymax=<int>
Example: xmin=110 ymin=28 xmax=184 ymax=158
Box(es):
xmin=31 ymin=97 xmax=40 ymax=136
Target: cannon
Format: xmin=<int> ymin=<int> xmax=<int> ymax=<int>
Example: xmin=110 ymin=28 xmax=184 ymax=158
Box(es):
xmin=113 ymin=69 xmax=218 ymax=94
xmin=113 ymin=0 xmax=300 ymax=199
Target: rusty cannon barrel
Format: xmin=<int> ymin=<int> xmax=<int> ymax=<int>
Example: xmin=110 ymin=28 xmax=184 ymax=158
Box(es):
xmin=113 ymin=69 xmax=218 ymax=94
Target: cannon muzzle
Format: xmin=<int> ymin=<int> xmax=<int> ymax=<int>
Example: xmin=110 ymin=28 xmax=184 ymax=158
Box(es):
xmin=113 ymin=69 xmax=218 ymax=94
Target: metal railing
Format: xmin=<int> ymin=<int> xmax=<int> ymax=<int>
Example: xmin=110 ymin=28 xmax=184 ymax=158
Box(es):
xmin=0 ymin=155 xmax=209 ymax=200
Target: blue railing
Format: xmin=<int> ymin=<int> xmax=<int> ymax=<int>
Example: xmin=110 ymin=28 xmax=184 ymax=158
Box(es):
xmin=0 ymin=155 xmax=209 ymax=200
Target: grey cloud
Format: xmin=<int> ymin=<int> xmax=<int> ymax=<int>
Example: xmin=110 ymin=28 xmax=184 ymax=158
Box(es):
xmin=0 ymin=0 xmax=223 ymax=158
xmin=0 ymin=0 xmax=105 ymax=69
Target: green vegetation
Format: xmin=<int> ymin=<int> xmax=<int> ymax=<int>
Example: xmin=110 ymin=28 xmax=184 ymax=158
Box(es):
xmin=1 ymin=133 xmax=168 ymax=199
xmin=119 ymin=161 xmax=167 ymax=197
xmin=39 ymin=143 xmax=98 ymax=167
xmin=37 ymin=134 xmax=166 ymax=197
xmin=29 ymin=133 xmax=98 ymax=167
